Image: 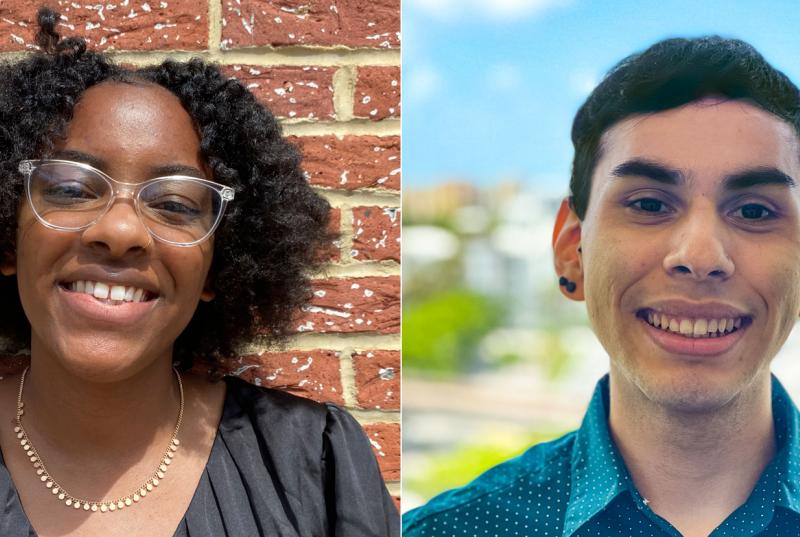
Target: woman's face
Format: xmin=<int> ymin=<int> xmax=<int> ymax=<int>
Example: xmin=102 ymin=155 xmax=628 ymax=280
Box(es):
xmin=7 ymin=82 xmax=215 ymax=381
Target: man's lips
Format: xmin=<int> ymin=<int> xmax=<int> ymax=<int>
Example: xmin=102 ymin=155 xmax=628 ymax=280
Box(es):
xmin=637 ymin=310 xmax=750 ymax=357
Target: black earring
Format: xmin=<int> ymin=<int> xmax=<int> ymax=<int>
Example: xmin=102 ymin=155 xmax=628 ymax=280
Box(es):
xmin=559 ymin=276 xmax=577 ymax=293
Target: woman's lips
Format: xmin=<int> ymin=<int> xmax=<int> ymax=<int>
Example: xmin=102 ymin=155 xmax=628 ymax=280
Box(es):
xmin=57 ymin=285 xmax=158 ymax=325
xmin=639 ymin=315 xmax=747 ymax=357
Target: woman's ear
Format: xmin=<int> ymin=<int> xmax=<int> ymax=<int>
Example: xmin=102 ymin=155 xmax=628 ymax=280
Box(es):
xmin=200 ymin=274 xmax=215 ymax=302
xmin=0 ymin=249 xmax=16 ymax=277
xmin=552 ymin=198 xmax=584 ymax=301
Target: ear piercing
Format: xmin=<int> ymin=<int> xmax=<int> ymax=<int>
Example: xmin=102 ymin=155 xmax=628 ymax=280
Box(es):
xmin=559 ymin=276 xmax=576 ymax=293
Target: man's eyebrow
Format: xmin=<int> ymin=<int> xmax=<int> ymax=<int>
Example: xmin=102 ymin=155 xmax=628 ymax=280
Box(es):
xmin=723 ymin=167 xmax=796 ymax=190
xmin=611 ymin=160 xmax=796 ymax=191
xmin=610 ymin=159 xmax=682 ymax=185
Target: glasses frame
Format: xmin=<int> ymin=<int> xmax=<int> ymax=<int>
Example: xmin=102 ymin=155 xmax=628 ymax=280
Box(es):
xmin=19 ymin=159 xmax=235 ymax=247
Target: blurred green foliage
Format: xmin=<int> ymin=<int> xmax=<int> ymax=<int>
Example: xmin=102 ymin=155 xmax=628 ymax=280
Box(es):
xmin=405 ymin=428 xmax=569 ymax=501
xmin=403 ymin=290 xmax=503 ymax=374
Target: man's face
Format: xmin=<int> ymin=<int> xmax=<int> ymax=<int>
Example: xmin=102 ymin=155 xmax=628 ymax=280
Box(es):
xmin=581 ymin=100 xmax=800 ymax=411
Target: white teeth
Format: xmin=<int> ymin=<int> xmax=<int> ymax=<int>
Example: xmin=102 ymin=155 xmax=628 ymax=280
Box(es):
xmin=66 ymin=280 xmax=149 ymax=303
xmin=679 ymin=319 xmax=692 ymax=335
xmin=693 ymin=319 xmax=707 ymax=337
xmin=646 ymin=312 xmax=745 ymax=338
xmin=109 ymin=285 xmax=126 ymax=301
xmin=93 ymin=282 xmax=109 ymax=300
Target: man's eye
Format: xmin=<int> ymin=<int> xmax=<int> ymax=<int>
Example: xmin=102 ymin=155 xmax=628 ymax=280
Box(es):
xmin=628 ymin=198 xmax=669 ymax=213
xmin=732 ymin=203 xmax=775 ymax=221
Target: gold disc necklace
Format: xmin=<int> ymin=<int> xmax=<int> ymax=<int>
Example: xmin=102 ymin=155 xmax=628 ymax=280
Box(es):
xmin=14 ymin=367 xmax=183 ymax=513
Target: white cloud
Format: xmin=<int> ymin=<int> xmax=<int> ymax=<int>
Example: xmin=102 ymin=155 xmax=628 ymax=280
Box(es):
xmin=409 ymin=0 xmax=571 ymax=22
xmin=407 ymin=64 xmax=443 ymax=103
xmin=488 ymin=62 xmax=522 ymax=92
xmin=568 ymin=69 xmax=600 ymax=97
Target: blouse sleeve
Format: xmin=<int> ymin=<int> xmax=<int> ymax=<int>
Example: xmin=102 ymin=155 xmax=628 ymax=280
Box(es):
xmin=322 ymin=404 xmax=399 ymax=537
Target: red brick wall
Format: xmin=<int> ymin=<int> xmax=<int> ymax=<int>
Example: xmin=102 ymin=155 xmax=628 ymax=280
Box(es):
xmin=0 ymin=0 xmax=400 ymax=499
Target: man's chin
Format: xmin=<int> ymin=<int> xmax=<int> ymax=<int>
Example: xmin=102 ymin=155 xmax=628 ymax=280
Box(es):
xmin=632 ymin=371 xmax=759 ymax=415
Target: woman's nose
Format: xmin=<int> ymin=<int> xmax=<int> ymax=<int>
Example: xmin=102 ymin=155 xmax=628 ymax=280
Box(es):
xmin=80 ymin=200 xmax=152 ymax=258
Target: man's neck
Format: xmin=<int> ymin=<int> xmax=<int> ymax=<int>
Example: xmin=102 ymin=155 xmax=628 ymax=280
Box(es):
xmin=608 ymin=368 xmax=775 ymax=537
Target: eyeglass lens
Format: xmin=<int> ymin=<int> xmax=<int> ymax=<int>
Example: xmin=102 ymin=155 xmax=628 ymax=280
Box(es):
xmin=28 ymin=161 xmax=223 ymax=245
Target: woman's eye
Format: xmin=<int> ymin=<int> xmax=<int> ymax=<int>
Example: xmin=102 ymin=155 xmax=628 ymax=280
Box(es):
xmin=732 ymin=203 xmax=775 ymax=221
xmin=42 ymin=182 xmax=97 ymax=202
xmin=628 ymin=198 xmax=670 ymax=214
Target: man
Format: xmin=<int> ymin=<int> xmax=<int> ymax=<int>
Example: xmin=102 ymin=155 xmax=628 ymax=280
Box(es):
xmin=403 ymin=37 xmax=800 ymax=536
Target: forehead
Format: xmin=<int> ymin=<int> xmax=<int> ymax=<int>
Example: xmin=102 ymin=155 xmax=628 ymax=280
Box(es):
xmin=59 ymin=82 xmax=202 ymax=167
xmin=593 ymin=100 xmax=800 ymax=188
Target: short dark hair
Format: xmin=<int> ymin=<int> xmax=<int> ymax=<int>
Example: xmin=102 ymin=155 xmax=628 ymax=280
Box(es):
xmin=569 ymin=36 xmax=800 ymax=220
xmin=0 ymin=8 xmax=333 ymax=370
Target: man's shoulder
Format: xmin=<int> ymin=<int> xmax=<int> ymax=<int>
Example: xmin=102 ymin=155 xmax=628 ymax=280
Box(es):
xmin=403 ymin=430 xmax=578 ymax=535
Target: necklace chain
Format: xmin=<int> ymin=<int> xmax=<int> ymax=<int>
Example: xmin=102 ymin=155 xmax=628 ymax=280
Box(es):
xmin=14 ymin=367 xmax=184 ymax=513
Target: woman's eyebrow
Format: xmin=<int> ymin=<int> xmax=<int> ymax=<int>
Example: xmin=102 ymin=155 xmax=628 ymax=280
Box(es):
xmin=52 ymin=149 xmax=105 ymax=169
xmin=150 ymin=163 xmax=205 ymax=178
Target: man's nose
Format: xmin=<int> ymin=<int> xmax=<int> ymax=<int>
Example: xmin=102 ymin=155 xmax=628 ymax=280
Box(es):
xmin=662 ymin=205 xmax=735 ymax=281
xmin=80 ymin=200 xmax=152 ymax=258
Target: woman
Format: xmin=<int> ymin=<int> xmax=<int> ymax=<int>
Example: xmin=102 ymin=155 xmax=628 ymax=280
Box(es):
xmin=0 ymin=8 xmax=398 ymax=537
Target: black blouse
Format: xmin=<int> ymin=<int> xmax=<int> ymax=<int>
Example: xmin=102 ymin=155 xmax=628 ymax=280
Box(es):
xmin=0 ymin=376 xmax=400 ymax=536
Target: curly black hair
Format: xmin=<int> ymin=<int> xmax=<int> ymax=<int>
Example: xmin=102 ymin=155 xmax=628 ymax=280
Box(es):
xmin=0 ymin=7 xmax=332 ymax=369
xmin=570 ymin=36 xmax=800 ymax=220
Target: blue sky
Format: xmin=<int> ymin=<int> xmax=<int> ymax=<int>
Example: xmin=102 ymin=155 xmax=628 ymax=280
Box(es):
xmin=403 ymin=0 xmax=800 ymax=191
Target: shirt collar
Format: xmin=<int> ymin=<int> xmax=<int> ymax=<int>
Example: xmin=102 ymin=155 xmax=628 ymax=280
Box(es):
xmin=770 ymin=375 xmax=800 ymax=513
xmin=563 ymin=374 xmax=634 ymax=537
xmin=562 ymin=374 xmax=800 ymax=537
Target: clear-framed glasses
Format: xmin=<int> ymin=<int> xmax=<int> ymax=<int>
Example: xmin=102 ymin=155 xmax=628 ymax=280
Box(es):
xmin=18 ymin=159 xmax=235 ymax=247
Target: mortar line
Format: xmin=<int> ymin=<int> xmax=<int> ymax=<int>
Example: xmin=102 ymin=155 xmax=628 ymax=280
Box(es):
xmin=338 ymin=346 xmax=358 ymax=408
xmin=207 ymin=0 xmax=223 ymax=50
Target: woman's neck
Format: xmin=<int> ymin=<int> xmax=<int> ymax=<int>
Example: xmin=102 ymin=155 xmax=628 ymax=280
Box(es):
xmin=21 ymin=340 xmax=181 ymax=460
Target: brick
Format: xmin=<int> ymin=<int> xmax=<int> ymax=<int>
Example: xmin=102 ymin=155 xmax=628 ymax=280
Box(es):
xmin=351 ymin=206 xmax=399 ymax=262
xmin=221 ymin=0 xmax=399 ymax=50
xmin=354 ymin=67 xmax=400 ymax=120
xmin=222 ymin=65 xmax=334 ymax=120
xmin=352 ymin=350 xmax=399 ymax=410
xmin=363 ymin=423 xmax=399 ymax=481
xmin=297 ymin=276 xmax=400 ymax=334
xmin=290 ymin=135 xmax=400 ymax=191
xmin=217 ymin=349 xmax=344 ymax=404
xmin=0 ymin=0 xmax=208 ymax=53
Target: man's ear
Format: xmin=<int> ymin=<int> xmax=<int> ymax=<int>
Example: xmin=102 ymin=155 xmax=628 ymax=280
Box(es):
xmin=200 ymin=274 xmax=215 ymax=302
xmin=0 ymin=248 xmax=16 ymax=277
xmin=552 ymin=197 xmax=584 ymax=301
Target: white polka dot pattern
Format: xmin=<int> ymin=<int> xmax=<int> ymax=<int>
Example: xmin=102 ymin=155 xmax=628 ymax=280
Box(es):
xmin=403 ymin=375 xmax=800 ymax=536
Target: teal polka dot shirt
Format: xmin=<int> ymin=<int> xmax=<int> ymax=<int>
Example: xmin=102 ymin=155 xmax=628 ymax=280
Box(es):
xmin=403 ymin=375 xmax=800 ymax=536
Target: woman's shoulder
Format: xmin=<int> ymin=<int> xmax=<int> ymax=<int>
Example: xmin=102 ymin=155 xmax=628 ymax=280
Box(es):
xmin=219 ymin=375 xmax=362 ymax=447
